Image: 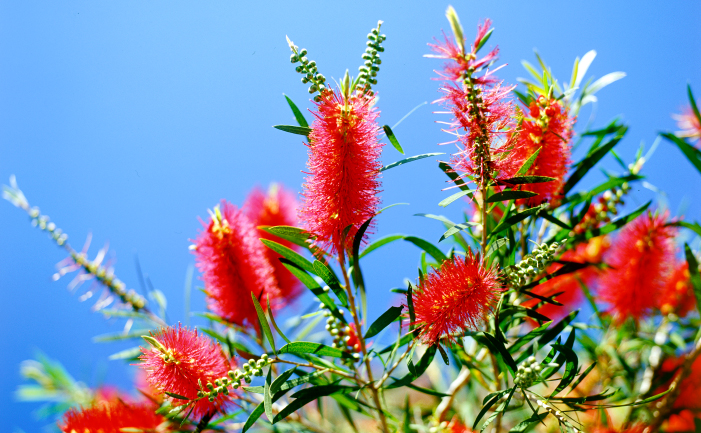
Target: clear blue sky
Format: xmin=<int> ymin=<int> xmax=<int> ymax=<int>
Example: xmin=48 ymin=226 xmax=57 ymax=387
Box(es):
xmin=1 ymin=1 xmax=699 ymax=430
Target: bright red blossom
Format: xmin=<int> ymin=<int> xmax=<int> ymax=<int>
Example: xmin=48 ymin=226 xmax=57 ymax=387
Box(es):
xmin=598 ymin=212 xmax=676 ymax=322
xmin=59 ymin=398 xmax=167 ymax=433
xmin=193 ymin=200 xmax=280 ymax=327
xmin=658 ymin=261 xmax=696 ymax=317
xmin=300 ymin=88 xmax=383 ymax=255
xmin=411 ymin=251 xmax=502 ymax=345
xmin=245 ymin=183 xmax=303 ymax=301
xmin=138 ymin=325 xmax=234 ymax=419
xmin=514 ymin=97 xmax=574 ymax=207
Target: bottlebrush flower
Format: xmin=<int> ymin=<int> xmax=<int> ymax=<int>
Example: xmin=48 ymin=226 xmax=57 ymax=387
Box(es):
xmin=138 ymin=325 xmax=234 ymax=419
xmin=524 ymin=236 xmax=609 ymax=322
xmin=299 ymin=88 xmax=383 ymax=255
xmin=430 ymin=18 xmax=522 ymax=184
xmin=658 ymin=260 xmax=696 ymax=317
xmin=410 ymin=251 xmax=501 ymax=345
xmin=673 ymin=106 xmax=701 ymax=143
xmin=513 ymin=96 xmax=574 ymax=207
xmin=192 ymin=200 xmax=280 ymax=327
xmin=59 ymin=398 xmax=168 ymax=433
xmin=654 ymin=356 xmax=701 ymax=431
xmin=598 ymin=212 xmax=676 ymax=322
xmin=245 ymin=183 xmax=302 ymax=302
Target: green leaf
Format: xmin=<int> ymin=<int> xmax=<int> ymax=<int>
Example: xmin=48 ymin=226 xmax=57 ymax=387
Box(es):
xmin=684 ymin=243 xmax=701 ymax=316
xmin=563 ymin=125 xmax=627 ymax=194
xmin=242 ymin=403 xmax=265 ymax=433
xmin=267 ymin=297 xmax=291 ymax=344
xmin=407 ymin=283 xmax=416 ymax=332
xmin=568 ymin=362 xmax=597 ymax=394
xmin=352 ymin=217 xmax=374 ymax=324
xmin=359 ymin=234 xmax=405 ymax=259
xmin=688 ymin=85 xmax=701 ymax=126
xmin=490 ymin=206 xmax=541 ymax=235
xmin=108 ymin=346 xmax=142 ymax=361
xmin=274 ymin=385 xmax=357 ymax=423
xmin=93 ymin=330 xmax=153 ymax=343
xmin=365 ymin=306 xmax=403 ymax=339
xmin=404 ymin=236 xmax=447 ymax=263
xmin=284 ymin=94 xmax=309 ymax=127
xmin=277 ymin=342 xmax=353 ymax=359
xmin=313 ymin=260 xmax=348 ymax=307
xmin=261 ymin=239 xmax=315 ymax=274
xmin=438 ymin=189 xmax=475 ymax=207
xmin=509 ymin=412 xmax=549 ymax=432
xmin=486 ymin=238 xmax=508 ymax=257
xmin=383 ymin=125 xmax=405 ymax=154
xmin=663 ymin=132 xmax=701 ymax=176
xmin=486 ymin=190 xmax=539 ymax=203
xmin=165 ymin=391 xmax=190 ymax=400
xmin=515 ymin=147 xmax=542 ymax=176
xmin=439 ymin=162 xmax=471 ymax=191
xmin=259 ymin=225 xmax=313 ymax=249
xmin=499 ymin=176 xmax=556 ymax=185
xmin=480 ymin=332 xmax=517 ymax=376
xmin=439 ymin=221 xmax=480 ymax=243
xmin=251 ymin=293 xmax=276 ymax=355
xmin=669 ymin=221 xmax=701 ymax=239
xmin=473 ymin=389 xmax=510 ymax=431
xmin=475 ymin=28 xmax=493 ymax=52
xmin=560 ymin=174 xmax=642 ymax=206
xmin=380 ymin=153 xmax=444 ymax=172
xmin=549 ymin=343 xmax=579 ymax=396
xmin=273 ymin=124 xmax=311 ymax=136
xmin=264 ymin=368 xmax=273 ymax=422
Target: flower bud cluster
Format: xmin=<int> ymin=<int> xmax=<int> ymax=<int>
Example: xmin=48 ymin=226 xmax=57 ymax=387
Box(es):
xmin=28 ymin=207 xmax=69 ymax=246
xmin=528 ymin=95 xmax=560 ymax=144
xmin=505 ymin=242 xmax=560 ymax=287
xmin=514 ymin=356 xmax=541 ymax=388
xmin=318 ymin=301 xmax=361 ymax=365
xmin=68 ymin=250 xmax=147 ymax=310
xmin=288 ymin=42 xmax=328 ymax=101
xmin=197 ymin=354 xmax=273 ymax=402
xmin=357 ymin=21 xmax=385 ymax=95
xmin=572 ymin=182 xmax=630 ymax=235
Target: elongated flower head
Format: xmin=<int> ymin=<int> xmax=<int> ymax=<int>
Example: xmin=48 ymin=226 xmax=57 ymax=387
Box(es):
xmin=411 ymin=251 xmax=502 ymax=345
xmin=299 ymin=88 xmax=383 ymax=254
xmin=192 ymin=200 xmax=280 ymax=327
xmin=673 ymin=106 xmax=701 ymax=143
xmin=59 ymin=399 xmax=168 ymax=433
xmin=658 ymin=260 xmax=696 ymax=317
xmin=245 ymin=183 xmax=303 ymax=302
xmin=525 ymin=236 xmax=609 ymax=322
xmin=138 ymin=325 xmax=234 ymax=419
xmin=598 ymin=212 xmax=676 ymax=322
xmin=430 ymin=18 xmax=522 ymax=185
xmin=513 ymin=96 xmax=574 ymax=206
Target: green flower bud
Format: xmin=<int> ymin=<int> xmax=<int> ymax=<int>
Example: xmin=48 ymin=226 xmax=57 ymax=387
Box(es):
xmin=290 ymin=54 xmax=299 ymax=63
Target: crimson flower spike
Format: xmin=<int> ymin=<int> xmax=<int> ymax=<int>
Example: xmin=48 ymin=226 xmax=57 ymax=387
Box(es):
xmin=429 ymin=7 xmax=523 ymax=186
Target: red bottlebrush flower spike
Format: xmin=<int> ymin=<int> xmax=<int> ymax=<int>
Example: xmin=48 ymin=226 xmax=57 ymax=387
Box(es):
xmin=245 ymin=183 xmax=303 ymax=302
xmin=411 ymin=251 xmax=502 ymax=346
xmin=192 ymin=200 xmax=280 ymax=327
xmin=430 ymin=18 xmax=522 ymax=184
xmin=299 ymin=88 xmax=383 ymax=255
xmin=525 ymin=236 xmax=609 ymax=322
xmin=138 ymin=325 xmax=234 ymax=419
xmin=512 ymin=96 xmax=574 ymax=206
xmin=658 ymin=260 xmax=696 ymax=317
xmin=598 ymin=212 xmax=676 ymax=322
xmin=673 ymin=106 xmax=701 ymax=144
xmin=59 ymin=399 xmax=168 ymax=433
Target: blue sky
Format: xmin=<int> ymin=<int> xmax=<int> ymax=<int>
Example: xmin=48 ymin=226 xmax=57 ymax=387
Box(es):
xmin=1 ymin=1 xmax=699 ymax=430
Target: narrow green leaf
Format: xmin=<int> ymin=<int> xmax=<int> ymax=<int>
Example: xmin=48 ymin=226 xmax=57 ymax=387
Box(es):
xmin=486 ymin=190 xmax=538 ymax=203
xmin=439 ymin=189 xmax=475 ymax=207
xmin=688 ymin=85 xmax=701 ymax=125
xmin=93 ymin=330 xmax=152 ymax=343
xmin=549 ymin=343 xmax=579 ymax=396
xmin=277 ymin=341 xmax=353 ymax=359
xmin=365 ymin=306 xmax=404 ymax=339
xmin=284 ymin=94 xmax=309 ymax=127
xmin=267 ymin=297 xmax=291 ymax=344
xmin=273 ymin=124 xmax=311 ymax=136
xmin=490 ymin=206 xmax=541 ymax=235
xmin=313 ymin=260 xmax=348 ymax=307
xmin=475 ymin=28 xmax=493 ymax=52
xmin=108 ymin=346 xmax=142 ymax=361
xmin=439 ymin=221 xmax=480 ymax=243
xmin=383 ymin=125 xmax=405 ymax=154
xmin=568 ymin=362 xmax=597 ymax=395
xmin=251 ymin=293 xmax=276 ymax=355
xmin=669 ymin=221 xmax=701 ymax=239
xmin=407 ymin=283 xmax=416 ymax=332
xmin=404 ymin=236 xmax=447 ymax=263
xmin=380 ymin=153 xmax=444 ymax=172
xmin=509 ymin=412 xmax=549 ymax=432
xmin=499 ymin=176 xmax=556 ymax=185
xmin=242 ymin=403 xmax=265 ymax=433
xmin=684 ymin=243 xmax=701 ymax=316
xmin=274 ymin=385 xmax=356 ymax=423
xmin=515 ymin=147 xmax=542 ymax=176
xmin=165 ymin=391 xmax=190 ymax=400
xmin=486 ymin=238 xmax=508 ymax=257
xmin=359 ymin=234 xmax=405 ymax=259
xmin=481 ymin=332 xmax=517 ymax=376
xmin=352 ymin=217 xmax=374 ymax=324
xmin=264 ymin=368 xmax=273 ymax=422
xmin=472 ymin=389 xmax=510 ymax=431
xmin=261 ymin=239 xmax=315 ymax=274
xmin=259 ymin=225 xmax=313 ymax=249
xmin=437 ymin=343 xmax=450 ymax=365
xmin=563 ymin=125 xmax=627 ymax=194
xmin=663 ymin=132 xmax=701 ymax=176
xmin=439 ymin=162 xmax=471 ymax=191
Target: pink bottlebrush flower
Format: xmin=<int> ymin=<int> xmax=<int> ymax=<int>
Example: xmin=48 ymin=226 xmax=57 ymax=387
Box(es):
xmin=299 ymin=88 xmax=383 ymax=255
xmin=411 ymin=251 xmax=502 ymax=345
xmin=673 ymin=106 xmax=701 ymax=143
xmin=524 ymin=236 xmax=609 ymax=322
xmin=59 ymin=398 xmax=168 ymax=433
xmin=430 ymin=19 xmax=523 ymax=184
xmin=513 ymin=96 xmax=575 ymax=207
xmin=598 ymin=212 xmax=676 ymax=322
xmin=192 ymin=200 xmax=280 ymax=327
xmin=658 ymin=260 xmax=696 ymax=317
xmin=138 ymin=325 xmax=234 ymax=419
xmin=245 ymin=183 xmax=303 ymax=302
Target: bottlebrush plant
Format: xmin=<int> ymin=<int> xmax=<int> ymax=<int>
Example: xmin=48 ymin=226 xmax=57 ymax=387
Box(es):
xmin=5 ymin=6 xmax=701 ymax=433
